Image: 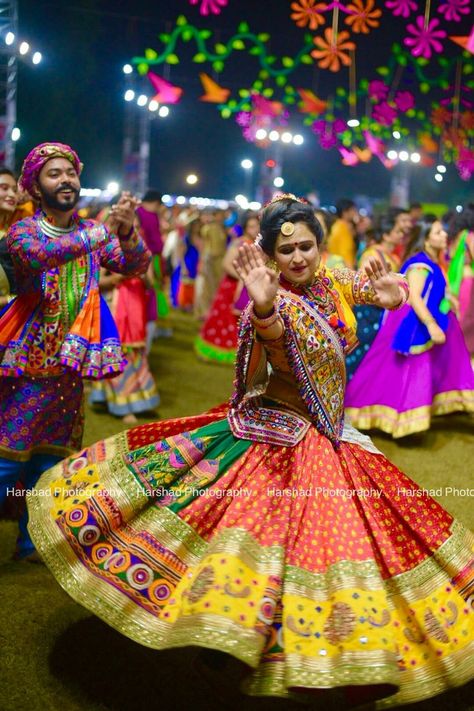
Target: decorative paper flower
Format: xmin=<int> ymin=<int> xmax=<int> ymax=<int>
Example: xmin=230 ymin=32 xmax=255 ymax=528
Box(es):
xmin=385 ymin=0 xmax=417 ymax=18
xmin=345 ymin=0 xmax=382 ymax=34
xmin=312 ymin=118 xmax=346 ymax=149
xmin=438 ymin=0 xmax=470 ymax=22
xmin=368 ymin=80 xmax=389 ymax=101
xmin=236 ymin=111 xmax=252 ymax=127
xmin=189 ymin=0 xmax=228 ymax=15
xmin=372 ymin=101 xmax=398 ymax=125
xmin=404 ymin=17 xmax=446 ymax=58
xmin=443 ymin=126 xmax=467 ymax=149
xmin=456 ymin=148 xmax=474 ymax=181
xmin=290 ymin=0 xmax=327 ymax=30
xmin=394 ymin=90 xmax=415 ymax=112
xmin=431 ymin=105 xmax=452 ymax=127
xmin=460 ymin=111 xmax=474 ymax=131
xmin=311 ymin=29 xmax=356 ymax=72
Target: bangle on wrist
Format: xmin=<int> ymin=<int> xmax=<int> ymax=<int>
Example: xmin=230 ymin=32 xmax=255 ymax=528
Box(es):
xmin=251 ymin=306 xmax=278 ymax=329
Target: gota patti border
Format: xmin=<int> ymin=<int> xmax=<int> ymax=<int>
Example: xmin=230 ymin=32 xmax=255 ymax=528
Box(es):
xmin=345 ymin=389 xmax=474 ymax=438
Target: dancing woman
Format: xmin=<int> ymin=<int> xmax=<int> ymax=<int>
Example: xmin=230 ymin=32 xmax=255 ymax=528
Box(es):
xmin=346 ymin=220 xmax=474 ymax=436
xmin=345 ymin=216 xmax=404 ymax=380
xmin=195 ymin=212 xmax=259 ymax=364
xmin=28 ymin=198 xmax=473 ymax=708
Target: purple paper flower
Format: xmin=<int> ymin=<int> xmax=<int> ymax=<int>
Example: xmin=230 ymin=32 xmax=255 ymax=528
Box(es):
xmin=372 ymin=101 xmax=398 ymax=126
xmin=368 ymin=80 xmax=389 ymax=101
xmin=457 ymin=148 xmax=474 ymax=181
xmin=394 ymin=90 xmax=415 ymax=112
xmin=312 ymin=118 xmax=346 ymax=150
xmin=189 ymin=0 xmax=228 ymax=15
xmin=438 ymin=0 xmax=470 ymax=22
xmin=404 ymin=16 xmax=446 ymax=59
xmin=385 ymin=0 xmax=417 ymax=18
xmin=236 ymin=111 xmax=252 ymax=128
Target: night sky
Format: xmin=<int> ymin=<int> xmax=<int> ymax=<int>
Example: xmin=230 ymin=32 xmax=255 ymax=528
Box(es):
xmin=16 ymin=0 xmax=473 ymax=206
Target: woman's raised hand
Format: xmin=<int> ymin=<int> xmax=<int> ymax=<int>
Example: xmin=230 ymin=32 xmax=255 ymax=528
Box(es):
xmin=364 ymin=256 xmax=403 ymax=309
xmin=233 ymin=242 xmax=279 ymax=313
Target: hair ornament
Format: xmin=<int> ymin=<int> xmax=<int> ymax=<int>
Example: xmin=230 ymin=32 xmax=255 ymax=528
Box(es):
xmin=281 ymin=221 xmax=295 ymax=236
xmin=264 ymin=193 xmax=307 ymax=207
xmin=254 ymin=232 xmax=263 ymax=246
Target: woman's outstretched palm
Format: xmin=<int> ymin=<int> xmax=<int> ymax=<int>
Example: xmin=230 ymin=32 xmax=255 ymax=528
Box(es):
xmin=364 ymin=256 xmax=403 ymax=309
xmin=234 ymin=242 xmax=279 ymax=310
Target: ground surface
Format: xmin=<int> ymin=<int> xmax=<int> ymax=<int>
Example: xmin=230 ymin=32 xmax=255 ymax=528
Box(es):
xmin=1 ymin=311 xmax=473 ymax=711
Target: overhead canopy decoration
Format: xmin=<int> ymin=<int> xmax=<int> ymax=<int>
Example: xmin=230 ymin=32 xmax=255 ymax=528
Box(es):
xmin=129 ymin=6 xmax=474 ymax=179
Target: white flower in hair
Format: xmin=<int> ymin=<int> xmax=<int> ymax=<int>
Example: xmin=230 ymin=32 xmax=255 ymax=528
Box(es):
xmin=254 ymin=232 xmax=263 ymax=246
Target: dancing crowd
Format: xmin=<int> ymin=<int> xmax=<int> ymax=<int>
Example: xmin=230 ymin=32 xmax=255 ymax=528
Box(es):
xmin=0 ymin=142 xmax=473 ymax=709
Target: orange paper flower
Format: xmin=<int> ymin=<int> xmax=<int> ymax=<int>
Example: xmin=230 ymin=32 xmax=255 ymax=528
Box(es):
xmin=345 ymin=0 xmax=382 ymax=34
xmin=290 ymin=0 xmax=327 ymax=30
xmin=311 ymin=28 xmax=356 ymax=72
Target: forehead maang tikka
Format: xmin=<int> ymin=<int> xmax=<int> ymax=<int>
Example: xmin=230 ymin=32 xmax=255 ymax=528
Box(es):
xmin=280 ymin=222 xmax=295 ymax=236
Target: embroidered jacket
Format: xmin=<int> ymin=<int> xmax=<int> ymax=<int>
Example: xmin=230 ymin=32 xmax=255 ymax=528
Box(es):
xmin=229 ymin=266 xmax=385 ymax=445
xmin=0 ymin=210 xmax=151 ymax=379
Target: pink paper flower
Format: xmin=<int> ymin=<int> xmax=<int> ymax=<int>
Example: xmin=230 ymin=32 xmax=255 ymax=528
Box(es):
xmin=189 ymin=0 xmax=228 ymax=16
xmin=312 ymin=118 xmax=346 ymax=149
xmin=394 ymin=90 xmax=415 ymax=112
xmin=368 ymin=80 xmax=389 ymax=101
xmin=372 ymin=101 xmax=398 ymax=126
xmin=456 ymin=148 xmax=474 ymax=181
xmin=236 ymin=111 xmax=252 ymax=128
xmin=404 ymin=16 xmax=446 ymax=58
xmin=385 ymin=0 xmax=417 ymax=18
xmin=438 ymin=0 xmax=470 ymax=22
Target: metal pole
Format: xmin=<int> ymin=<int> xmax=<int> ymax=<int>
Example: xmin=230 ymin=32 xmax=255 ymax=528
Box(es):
xmin=0 ymin=0 xmax=18 ymax=167
xmin=138 ymin=110 xmax=150 ymax=197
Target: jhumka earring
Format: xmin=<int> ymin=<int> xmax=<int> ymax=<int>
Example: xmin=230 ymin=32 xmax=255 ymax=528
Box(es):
xmin=267 ymin=259 xmax=280 ymax=274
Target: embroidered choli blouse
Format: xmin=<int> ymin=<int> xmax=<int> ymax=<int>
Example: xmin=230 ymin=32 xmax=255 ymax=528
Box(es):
xmin=229 ymin=266 xmax=394 ymax=445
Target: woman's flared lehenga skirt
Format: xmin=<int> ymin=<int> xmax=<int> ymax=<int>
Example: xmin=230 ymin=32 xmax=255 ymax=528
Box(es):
xmin=345 ymin=310 xmax=474 ymax=437
xmin=27 ymin=407 xmax=474 ymax=709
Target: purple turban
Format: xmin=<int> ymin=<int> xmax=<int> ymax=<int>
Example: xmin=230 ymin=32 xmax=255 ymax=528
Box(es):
xmin=19 ymin=142 xmax=83 ymax=194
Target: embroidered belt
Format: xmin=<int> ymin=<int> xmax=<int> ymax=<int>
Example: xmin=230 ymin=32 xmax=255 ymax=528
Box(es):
xmin=227 ymin=397 xmax=310 ymax=447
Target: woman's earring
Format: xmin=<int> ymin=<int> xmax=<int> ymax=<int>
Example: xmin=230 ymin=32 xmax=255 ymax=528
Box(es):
xmin=267 ymin=259 xmax=280 ymax=274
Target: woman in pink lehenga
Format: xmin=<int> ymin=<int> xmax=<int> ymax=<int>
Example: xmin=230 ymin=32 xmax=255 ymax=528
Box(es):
xmin=345 ymin=220 xmax=474 ymax=437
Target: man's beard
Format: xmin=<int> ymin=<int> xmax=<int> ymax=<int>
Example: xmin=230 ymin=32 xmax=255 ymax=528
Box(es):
xmin=39 ymin=182 xmax=81 ymax=212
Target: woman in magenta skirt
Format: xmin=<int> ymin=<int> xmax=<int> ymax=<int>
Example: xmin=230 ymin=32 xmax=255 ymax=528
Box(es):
xmin=345 ymin=220 xmax=474 ymax=437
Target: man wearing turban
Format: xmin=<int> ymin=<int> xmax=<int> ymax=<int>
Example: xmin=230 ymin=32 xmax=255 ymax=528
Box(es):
xmin=0 ymin=142 xmax=151 ymax=561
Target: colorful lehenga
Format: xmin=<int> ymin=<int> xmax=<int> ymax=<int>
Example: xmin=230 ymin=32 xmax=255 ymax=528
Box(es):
xmin=345 ymin=252 xmax=474 ymax=437
xmin=195 ymin=238 xmax=251 ymax=365
xmin=89 ymin=277 xmax=160 ymax=417
xmin=346 ymin=247 xmax=400 ymax=381
xmin=28 ymin=265 xmax=474 ymax=709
